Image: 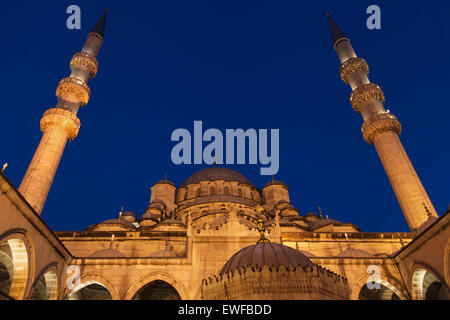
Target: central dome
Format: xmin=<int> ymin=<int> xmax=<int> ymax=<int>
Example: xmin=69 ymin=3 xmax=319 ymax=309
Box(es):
xmin=220 ymin=243 xmax=314 ymax=274
xmin=181 ymin=167 xmax=253 ymax=187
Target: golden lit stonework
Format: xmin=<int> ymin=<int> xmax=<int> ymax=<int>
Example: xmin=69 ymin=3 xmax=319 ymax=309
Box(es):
xmin=70 ymin=52 xmax=99 ymax=78
xmin=340 ymin=57 xmax=369 ymax=84
xmin=349 ymin=83 xmax=385 ymax=112
xmin=55 ymin=77 xmax=91 ymax=106
xmin=3 ymin=11 xmax=446 ymax=302
xmin=361 ymin=112 xmax=402 ymax=144
xmin=40 ymin=108 xmax=81 ymax=141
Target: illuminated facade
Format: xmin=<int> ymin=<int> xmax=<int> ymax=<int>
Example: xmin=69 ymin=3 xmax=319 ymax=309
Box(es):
xmin=0 ymin=12 xmax=448 ymax=300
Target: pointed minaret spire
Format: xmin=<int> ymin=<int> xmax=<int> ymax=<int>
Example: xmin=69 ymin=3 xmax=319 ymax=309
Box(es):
xmin=18 ymin=11 xmax=108 ymax=215
xmin=326 ymin=11 xmax=349 ymax=48
xmin=90 ymin=8 xmax=108 ymax=39
xmin=327 ymin=13 xmax=438 ymax=231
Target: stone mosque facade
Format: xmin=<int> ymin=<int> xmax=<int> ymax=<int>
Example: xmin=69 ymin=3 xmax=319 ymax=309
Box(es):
xmin=0 ymin=11 xmax=448 ymax=300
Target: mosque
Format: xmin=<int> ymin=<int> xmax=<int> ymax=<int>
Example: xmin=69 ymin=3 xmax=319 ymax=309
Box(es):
xmin=0 ymin=10 xmax=448 ymax=300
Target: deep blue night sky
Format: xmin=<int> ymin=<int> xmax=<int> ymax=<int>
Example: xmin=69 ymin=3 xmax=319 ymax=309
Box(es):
xmin=1 ymin=1 xmax=449 ymax=232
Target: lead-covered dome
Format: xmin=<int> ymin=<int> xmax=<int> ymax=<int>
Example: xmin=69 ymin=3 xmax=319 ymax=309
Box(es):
xmin=181 ymin=167 xmax=253 ymax=187
xmin=220 ymin=243 xmax=314 ymax=274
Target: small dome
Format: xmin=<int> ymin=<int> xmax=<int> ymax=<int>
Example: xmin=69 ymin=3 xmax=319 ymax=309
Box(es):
xmin=337 ymin=248 xmax=374 ymax=258
xmin=95 ymin=219 xmax=136 ymax=230
xmin=121 ymin=211 xmax=137 ymax=222
xmin=220 ymin=243 xmax=314 ymax=274
xmin=122 ymin=211 xmax=136 ymax=217
xmin=140 ymin=212 xmax=160 ymax=221
xmin=281 ymin=204 xmax=296 ymax=211
xmin=148 ymin=203 xmax=164 ymax=210
xmin=88 ymin=248 xmax=126 ymax=258
xmin=308 ymin=218 xmax=343 ymax=230
xmin=181 ymin=167 xmax=253 ymax=187
xmin=305 ymin=212 xmax=318 ymax=217
xmin=148 ymin=250 xmax=180 ymax=258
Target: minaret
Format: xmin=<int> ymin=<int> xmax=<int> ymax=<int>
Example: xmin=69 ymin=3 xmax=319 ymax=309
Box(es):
xmin=327 ymin=12 xmax=438 ymax=231
xmin=18 ymin=10 xmax=108 ymax=215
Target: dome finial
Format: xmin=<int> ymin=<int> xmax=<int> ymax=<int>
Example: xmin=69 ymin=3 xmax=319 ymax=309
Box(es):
xmin=255 ymin=206 xmax=270 ymax=244
xmin=109 ymin=233 xmax=115 ymax=249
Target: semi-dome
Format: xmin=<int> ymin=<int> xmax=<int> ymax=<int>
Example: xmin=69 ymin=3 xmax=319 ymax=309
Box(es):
xmin=181 ymin=167 xmax=253 ymax=187
xmin=91 ymin=218 xmax=136 ymax=230
xmin=220 ymin=243 xmax=314 ymax=274
xmin=337 ymin=248 xmax=374 ymax=258
xmin=88 ymin=248 xmax=126 ymax=258
xmin=148 ymin=249 xmax=180 ymax=258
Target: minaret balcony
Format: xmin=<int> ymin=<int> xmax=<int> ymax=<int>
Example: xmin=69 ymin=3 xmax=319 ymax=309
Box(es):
xmin=56 ymin=77 xmax=91 ymax=106
xmin=40 ymin=108 xmax=81 ymax=141
xmin=70 ymin=52 xmax=99 ymax=79
xmin=340 ymin=57 xmax=369 ymax=84
xmin=361 ymin=113 xmax=402 ymax=144
xmin=350 ymin=83 xmax=385 ymax=112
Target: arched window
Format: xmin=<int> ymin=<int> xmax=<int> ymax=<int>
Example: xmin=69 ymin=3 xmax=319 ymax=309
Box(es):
xmin=358 ymin=283 xmax=401 ymax=300
xmin=224 ymin=186 xmax=230 ymax=195
xmin=209 ymin=186 xmax=216 ymax=195
xmin=30 ymin=277 xmax=47 ymax=300
xmin=425 ymin=282 xmax=448 ymax=300
xmin=195 ymin=188 xmax=201 ymax=197
xmin=0 ymin=238 xmax=29 ymax=300
xmin=132 ymin=280 xmax=181 ymax=300
xmin=412 ymin=268 xmax=449 ymax=300
xmin=238 ymin=188 xmax=243 ymax=197
xmin=30 ymin=270 xmax=58 ymax=300
xmin=0 ymin=243 xmax=13 ymax=300
xmin=65 ymin=282 xmax=112 ymax=300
